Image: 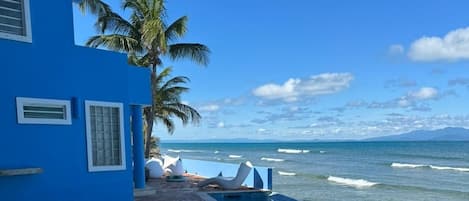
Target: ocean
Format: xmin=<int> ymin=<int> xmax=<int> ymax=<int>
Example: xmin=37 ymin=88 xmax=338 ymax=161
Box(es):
xmin=160 ymin=142 xmax=469 ymax=201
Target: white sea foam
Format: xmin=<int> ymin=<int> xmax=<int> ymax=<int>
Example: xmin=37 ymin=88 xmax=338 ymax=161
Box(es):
xmin=319 ymin=151 xmax=326 ymax=154
xmin=327 ymin=176 xmax=378 ymax=188
xmin=261 ymin=157 xmax=285 ymax=162
xmin=277 ymin=148 xmax=309 ymax=154
xmin=229 ymin=155 xmax=242 ymax=158
xmin=277 ymin=149 xmax=302 ymax=154
xmin=278 ymin=171 xmax=296 ymax=176
xmin=391 ymin=163 xmax=426 ymax=168
xmin=167 ymin=149 xmax=200 ymax=153
xmin=214 ymin=150 xmax=220 ymax=154
xmin=391 ymin=162 xmax=469 ymax=172
xmin=429 ymin=165 xmax=469 ymax=172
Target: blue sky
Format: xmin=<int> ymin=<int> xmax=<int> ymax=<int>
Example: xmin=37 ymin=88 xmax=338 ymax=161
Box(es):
xmin=73 ymin=0 xmax=469 ymax=140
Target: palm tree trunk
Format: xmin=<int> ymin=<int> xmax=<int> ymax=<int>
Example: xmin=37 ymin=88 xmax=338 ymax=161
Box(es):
xmin=144 ymin=64 xmax=158 ymax=158
xmin=143 ymin=106 xmax=153 ymax=158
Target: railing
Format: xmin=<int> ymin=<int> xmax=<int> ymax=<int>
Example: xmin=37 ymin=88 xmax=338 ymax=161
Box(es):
xmin=182 ymin=159 xmax=272 ymax=190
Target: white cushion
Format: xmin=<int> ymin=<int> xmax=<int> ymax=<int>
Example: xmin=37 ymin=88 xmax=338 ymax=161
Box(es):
xmin=145 ymin=158 xmax=164 ymax=178
xmin=162 ymin=155 xmax=184 ymax=176
xmin=167 ymin=159 xmax=184 ymax=176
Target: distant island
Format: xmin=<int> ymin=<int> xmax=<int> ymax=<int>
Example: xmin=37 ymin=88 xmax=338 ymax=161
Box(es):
xmin=365 ymin=127 xmax=469 ymax=141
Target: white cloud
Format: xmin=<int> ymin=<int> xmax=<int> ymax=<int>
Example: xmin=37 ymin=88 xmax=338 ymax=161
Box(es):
xmin=408 ymin=87 xmax=438 ymax=100
xmin=257 ymin=128 xmax=267 ymax=133
xmin=217 ymin=121 xmax=225 ymax=128
xmin=408 ymin=27 xmax=469 ymax=61
xmin=181 ymin=101 xmax=190 ymax=105
xmin=198 ymin=104 xmax=220 ymax=112
xmin=252 ymin=73 xmax=353 ymax=102
xmin=253 ymin=78 xmax=300 ymax=102
xmin=388 ymin=44 xmax=404 ymax=55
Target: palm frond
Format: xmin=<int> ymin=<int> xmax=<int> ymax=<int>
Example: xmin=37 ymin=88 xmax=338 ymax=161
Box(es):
xmin=78 ymin=0 xmax=111 ymax=15
xmin=86 ymin=34 xmax=142 ymax=53
xmin=95 ymin=11 xmax=136 ymax=35
xmin=169 ymin=43 xmax=210 ymax=66
xmin=165 ymin=16 xmax=188 ymax=42
xmin=142 ymin=19 xmax=167 ymax=51
xmin=168 ymin=103 xmax=201 ymax=125
xmin=161 ymin=76 xmax=190 ymax=88
xmin=154 ymin=114 xmax=175 ymax=134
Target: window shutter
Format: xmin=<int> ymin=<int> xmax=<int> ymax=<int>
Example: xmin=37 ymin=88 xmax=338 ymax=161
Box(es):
xmin=23 ymin=105 xmax=67 ymax=120
xmin=0 ymin=0 xmax=26 ymax=36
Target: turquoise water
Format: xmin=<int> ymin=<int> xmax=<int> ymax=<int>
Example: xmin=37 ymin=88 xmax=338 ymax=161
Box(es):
xmin=161 ymin=142 xmax=469 ymax=201
xmin=209 ymin=191 xmax=269 ymax=201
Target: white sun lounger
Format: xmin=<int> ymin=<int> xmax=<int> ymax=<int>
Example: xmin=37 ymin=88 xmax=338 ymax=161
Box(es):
xmin=197 ymin=161 xmax=253 ymax=190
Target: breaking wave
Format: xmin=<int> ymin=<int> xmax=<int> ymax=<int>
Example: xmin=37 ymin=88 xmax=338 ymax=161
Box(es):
xmin=167 ymin=149 xmax=201 ymax=153
xmin=278 ymin=171 xmax=296 ymax=176
xmin=327 ymin=176 xmax=379 ymax=188
xmin=429 ymin=165 xmax=469 ymax=172
xmin=391 ymin=163 xmax=426 ymax=168
xmin=261 ymin=157 xmax=285 ymax=162
xmin=277 ymin=149 xmax=310 ymax=154
xmin=391 ymin=162 xmax=469 ymax=172
xmin=228 ymin=155 xmax=242 ymax=158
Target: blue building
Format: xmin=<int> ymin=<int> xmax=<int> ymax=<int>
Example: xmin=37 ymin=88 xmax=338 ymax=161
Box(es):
xmin=0 ymin=0 xmax=151 ymax=201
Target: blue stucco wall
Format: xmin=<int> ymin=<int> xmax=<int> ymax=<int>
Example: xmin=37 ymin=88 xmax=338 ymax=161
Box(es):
xmin=0 ymin=1 xmax=150 ymax=201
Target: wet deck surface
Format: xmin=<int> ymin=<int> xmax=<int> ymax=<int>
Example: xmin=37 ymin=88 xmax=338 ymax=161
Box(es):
xmin=135 ymin=174 xmax=205 ymax=201
xmin=134 ymin=174 xmax=260 ymax=201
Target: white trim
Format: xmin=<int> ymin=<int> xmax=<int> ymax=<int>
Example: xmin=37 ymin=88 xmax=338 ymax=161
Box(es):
xmin=0 ymin=0 xmax=32 ymax=43
xmin=16 ymin=97 xmax=72 ymax=125
xmin=85 ymin=100 xmax=126 ymax=172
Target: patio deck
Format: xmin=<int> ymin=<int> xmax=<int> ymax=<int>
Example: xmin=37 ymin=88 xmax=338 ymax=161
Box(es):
xmin=134 ymin=174 xmax=204 ymax=201
xmin=134 ymin=174 xmax=260 ymax=201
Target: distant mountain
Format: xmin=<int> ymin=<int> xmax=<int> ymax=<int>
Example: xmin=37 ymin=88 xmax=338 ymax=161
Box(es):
xmin=365 ymin=127 xmax=469 ymax=141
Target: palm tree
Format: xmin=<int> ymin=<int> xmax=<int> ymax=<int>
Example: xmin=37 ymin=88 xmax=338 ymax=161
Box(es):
xmin=153 ymin=67 xmax=200 ymax=134
xmin=79 ymin=0 xmax=209 ymax=157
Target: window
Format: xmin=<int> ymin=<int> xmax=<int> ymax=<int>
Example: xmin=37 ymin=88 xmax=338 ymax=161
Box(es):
xmin=85 ymin=101 xmax=126 ymax=172
xmin=0 ymin=0 xmax=32 ymax=42
xmin=16 ymin=97 xmax=72 ymax=125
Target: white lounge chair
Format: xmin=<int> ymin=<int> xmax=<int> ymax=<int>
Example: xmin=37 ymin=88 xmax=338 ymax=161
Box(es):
xmin=145 ymin=158 xmax=164 ymax=178
xmin=197 ymin=161 xmax=253 ymax=190
xmin=162 ymin=155 xmax=184 ymax=176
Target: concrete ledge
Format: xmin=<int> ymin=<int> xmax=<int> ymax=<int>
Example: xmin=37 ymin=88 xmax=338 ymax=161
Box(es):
xmin=0 ymin=168 xmax=43 ymax=176
xmin=134 ymin=187 xmax=157 ymax=197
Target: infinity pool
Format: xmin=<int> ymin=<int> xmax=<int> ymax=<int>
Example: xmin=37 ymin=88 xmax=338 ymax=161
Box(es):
xmin=208 ymin=191 xmax=270 ymax=201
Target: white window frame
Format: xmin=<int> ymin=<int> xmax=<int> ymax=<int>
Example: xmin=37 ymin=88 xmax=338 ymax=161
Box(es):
xmin=16 ymin=97 xmax=72 ymax=125
xmin=85 ymin=100 xmax=126 ymax=172
xmin=0 ymin=0 xmax=32 ymax=43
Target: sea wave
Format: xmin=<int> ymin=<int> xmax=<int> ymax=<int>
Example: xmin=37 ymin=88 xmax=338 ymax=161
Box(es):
xmin=391 ymin=162 xmax=469 ymax=172
xmin=167 ymin=149 xmax=200 ymax=153
xmin=277 ymin=148 xmax=310 ymax=154
xmin=391 ymin=163 xmax=426 ymax=168
xmin=278 ymin=171 xmax=296 ymax=176
xmin=327 ymin=176 xmax=378 ymax=188
xmin=228 ymin=155 xmax=242 ymax=158
xmin=261 ymin=157 xmax=285 ymax=162
xmin=214 ymin=150 xmax=220 ymax=154
xmin=429 ymin=165 xmax=469 ymax=172
xmin=319 ymin=151 xmax=326 ymax=154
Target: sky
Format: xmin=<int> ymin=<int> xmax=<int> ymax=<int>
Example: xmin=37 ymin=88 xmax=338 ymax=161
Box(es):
xmin=73 ymin=0 xmax=469 ymax=141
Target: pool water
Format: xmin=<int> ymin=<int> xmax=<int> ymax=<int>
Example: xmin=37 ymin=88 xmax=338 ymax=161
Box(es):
xmin=208 ymin=191 xmax=270 ymax=201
